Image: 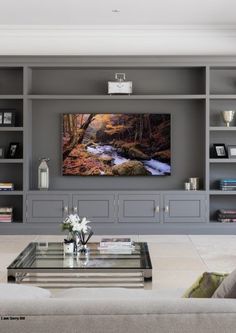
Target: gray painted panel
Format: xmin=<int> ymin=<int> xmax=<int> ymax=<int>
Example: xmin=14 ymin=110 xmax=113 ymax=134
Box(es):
xmin=118 ymin=194 xmax=160 ymax=223
xmin=27 ymin=194 xmax=70 ymax=223
xmin=164 ymin=194 xmax=207 ymax=223
xmin=73 ymin=194 xmax=115 ymax=223
xmin=169 ymin=200 xmax=200 ymax=217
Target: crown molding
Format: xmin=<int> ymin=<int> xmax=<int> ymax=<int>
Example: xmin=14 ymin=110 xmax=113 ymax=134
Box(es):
xmin=0 ymin=25 xmax=236 ymax=55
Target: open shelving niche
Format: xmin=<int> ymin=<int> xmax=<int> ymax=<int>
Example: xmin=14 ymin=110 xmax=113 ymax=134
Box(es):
xmin=0 ymin=58 xmax=236 ymax=233
xmin=209 ymin=66 xmax=236 ymax=224
xmin=0 ymin=67 xmax=24 ymax=223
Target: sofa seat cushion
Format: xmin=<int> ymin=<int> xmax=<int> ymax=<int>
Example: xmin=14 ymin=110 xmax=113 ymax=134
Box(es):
xmin=0 ymin=283 xmax=51 ymax=299
xmin=183 ymin=272 xmax=228 ymax=298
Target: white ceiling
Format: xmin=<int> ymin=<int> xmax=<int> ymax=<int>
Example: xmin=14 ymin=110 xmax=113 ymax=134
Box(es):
xmin=0 ymin=0 xmax=236 ymax=25
xmin=0 ymin=0 xmax=236 ymax=55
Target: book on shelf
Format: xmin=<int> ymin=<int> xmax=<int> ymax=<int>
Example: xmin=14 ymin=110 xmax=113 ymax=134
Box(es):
xmin=0 ymin=207 xmax=13 ymax=222
xmin=0 ymin=183 xmax=14 ymax=191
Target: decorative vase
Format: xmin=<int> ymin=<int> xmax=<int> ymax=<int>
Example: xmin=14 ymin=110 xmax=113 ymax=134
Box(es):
xmin=38 ymin=158 xmax=50 ymax=190
xmin=222 ymin=110 xmax=235 ymax=127
xmin=63 ymin=240 xmax=74 ymax=255
xmin=77 ymin=229 xmax=93 ymax=253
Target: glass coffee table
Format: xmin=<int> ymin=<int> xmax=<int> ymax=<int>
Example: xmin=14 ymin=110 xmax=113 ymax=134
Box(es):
xmin=7 ymin=242 xmax=152 ymax=289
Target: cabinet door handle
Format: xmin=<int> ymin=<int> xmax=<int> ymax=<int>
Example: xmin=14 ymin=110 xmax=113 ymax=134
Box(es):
xmin=64 ymin=206 xmax=68 ymax=214
xmin=165 ymin=206 xmax=169 ymax=213
xmin=73 ymin=206 xmax=78 ymax=214
xmin=155 ymin=206 xmax=160 ymax=213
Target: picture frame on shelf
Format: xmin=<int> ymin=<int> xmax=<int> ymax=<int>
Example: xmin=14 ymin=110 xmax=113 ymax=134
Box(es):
xmin=228 ymin=145 xmax=236 ymax=159
xmin=3 ymin=111 xmax=16 ymax=126
xmin=7 ymin=142 xmax=20 ymax=159
xmin=0 ymin=147 xmax=5 ymax=158
xmin=0 ymin=110 xmax=16 ymax=127
xmin=212 ymin=144 xmax=228 ymax=158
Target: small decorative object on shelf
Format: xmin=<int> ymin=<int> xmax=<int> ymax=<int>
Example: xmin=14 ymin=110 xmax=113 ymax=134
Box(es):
xmin=184 ymin=182 xmax=191 ymax=191
xmin=7 ymin=142 xmax=20 ymax=158
xmin=108 ymin=73 xmax=133 ymax=95
xmin=38 ymin=158 xmax=50 ymax=190
xmin=189 ymin=177 xmax=200 ymax=191
xmin=184 ymin=178 xmax=200 ymax=190
xmin=228 ymin=146 xmax=236 ymax=159
xmin=0 ymin=147 xmax=5 ymax=158
xmin=62 ymin=214 xmax=93 ymax=254
xmin=221 ymin=110 xmax=235 ymax=127
xmin=212 ymin=143 xmax=228 ymax=158
xmin=0 ymin=110 xmax=16 ymax=127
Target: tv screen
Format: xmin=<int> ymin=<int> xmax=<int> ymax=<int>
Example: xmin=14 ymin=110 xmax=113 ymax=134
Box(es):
xmin=63 ymin=113 xmax=171 ymax=176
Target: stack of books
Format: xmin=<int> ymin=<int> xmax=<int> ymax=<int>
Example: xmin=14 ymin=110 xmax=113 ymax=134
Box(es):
xmin=216 ymin=209 xmax=236 ymax=223
xmin=0 ymin=207 xmax=13 ymax=222
xmin=0 ymin=183 xmax=14 ymax=191
xmin=219 ymin=179 xmax=236 ymax=191
xmin=99 ymin=238 xmax=134 ymax=253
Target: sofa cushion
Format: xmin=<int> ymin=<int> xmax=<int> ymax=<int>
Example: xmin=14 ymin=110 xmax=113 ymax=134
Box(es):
xmin=0 ymin=283 xmax=51 ymax=299
xmin=212 ymin=268 xmax=236 ymax=298
xmin=183 ymin=272 xmax=228 ymax=298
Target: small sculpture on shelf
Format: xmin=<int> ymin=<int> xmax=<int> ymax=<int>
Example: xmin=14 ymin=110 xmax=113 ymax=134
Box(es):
xmin=38 ymin=158 xmax=50 ymax=190
xmin=61 ymin=213 xmax=93 ymax=255
xmin=221 ymin=110 xmax=235 ymax=127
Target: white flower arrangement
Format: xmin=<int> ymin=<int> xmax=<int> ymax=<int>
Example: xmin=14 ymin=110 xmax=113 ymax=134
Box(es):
xmin=62 ymin=214 xmax=91 ymax=236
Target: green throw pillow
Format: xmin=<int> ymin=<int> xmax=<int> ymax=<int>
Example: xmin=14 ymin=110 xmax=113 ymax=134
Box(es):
xmin=183 ymin=272 xmax=228 ymax=298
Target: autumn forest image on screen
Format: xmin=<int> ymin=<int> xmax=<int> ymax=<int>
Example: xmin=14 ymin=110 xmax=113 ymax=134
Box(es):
xmin=63 ymin=113 xmax=171 ymax=176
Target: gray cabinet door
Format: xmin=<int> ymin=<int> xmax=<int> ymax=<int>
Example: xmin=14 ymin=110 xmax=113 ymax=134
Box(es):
xmin=118 ymin=194 xmax=160 ymax=223
xmin=72 ymin=194 xmax=115 ymax=223
xmin=163 ymin=194 xmax=207 ymax=223
xmin=27 ymin=194 xmax=70 ymax=223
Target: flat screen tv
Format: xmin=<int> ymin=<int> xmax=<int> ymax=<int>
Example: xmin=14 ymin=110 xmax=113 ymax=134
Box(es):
xmin=62 ymin=113 xmax=171 ymax=176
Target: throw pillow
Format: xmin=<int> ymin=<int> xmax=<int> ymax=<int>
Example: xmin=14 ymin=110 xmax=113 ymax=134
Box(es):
xmin=183 ymin=272 xmax=228 ymax=298
xmin=212 ymin=268 xmax=236 ymax=298
xmin=0 ymin=283 xmax=51 ymax=299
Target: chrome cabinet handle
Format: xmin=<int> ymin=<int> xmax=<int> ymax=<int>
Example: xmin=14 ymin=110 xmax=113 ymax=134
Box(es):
xmin=165 ymin=206 xmax=169 ymax=213
xmin=64 ymin=206 xmax=68 ymax=213
xmin=73 ymin=206 xmax=78 ymax=214
xmin=155 ymin=206 xmax=160 ymax=213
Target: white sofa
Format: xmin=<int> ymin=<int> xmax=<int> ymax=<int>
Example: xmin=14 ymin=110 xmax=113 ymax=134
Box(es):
xmin=1 ymin=287 xmax=236 ymax=333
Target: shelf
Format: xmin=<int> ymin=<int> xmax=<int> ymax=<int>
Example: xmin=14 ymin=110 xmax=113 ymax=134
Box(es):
xmin=0 ymin=95 xmax=23 ymax=99
xmin=27 ymin=94 xmax=206 ymax=100
xmin=209 ymin=159 xmax=236 ymax=163
xmin=0 ymin=159 xmax=23 ymax=164
xmin=0 ymin=127 xmax=23 ymax=132
xmin=209 ymin=127 xmax=236 ymax=131
xmin=0 ymin=191 xmax=23 ymax=195
xmin=210 ymin=95 xmax=236 ymax=99
xmin=210 ymin=190 xmax=236 ymax=195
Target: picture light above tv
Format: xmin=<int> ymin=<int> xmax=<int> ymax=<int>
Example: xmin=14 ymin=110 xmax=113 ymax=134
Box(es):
xmin=62 ymin=113 xmax=171 ymax=176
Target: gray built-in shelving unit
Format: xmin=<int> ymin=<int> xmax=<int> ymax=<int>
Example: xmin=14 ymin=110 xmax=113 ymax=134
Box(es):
xmin=0 ymin=56 xmax=236 ymax=235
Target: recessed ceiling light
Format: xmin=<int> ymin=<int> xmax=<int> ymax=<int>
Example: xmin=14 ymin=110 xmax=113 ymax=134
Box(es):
xmin=112 ymin=9 xmax=120 ymax=13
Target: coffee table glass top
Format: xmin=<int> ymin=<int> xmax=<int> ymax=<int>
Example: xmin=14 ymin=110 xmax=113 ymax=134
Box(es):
xmin=8 ymin=242 xmax=152 ymax=270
